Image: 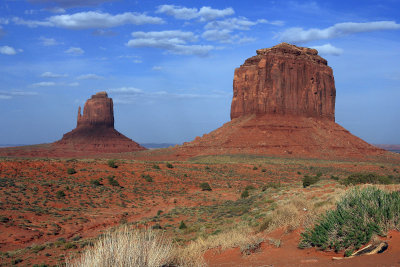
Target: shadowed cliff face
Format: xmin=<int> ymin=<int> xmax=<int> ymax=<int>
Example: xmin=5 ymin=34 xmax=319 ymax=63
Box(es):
xmin=77 ymin=92 xmax=114 ymax=128
xmin=231 ymin=43 xmax=336 ymax=121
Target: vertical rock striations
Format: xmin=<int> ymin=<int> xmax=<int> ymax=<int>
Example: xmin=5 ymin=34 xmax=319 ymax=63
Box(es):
xmin=231 ymin=43 xmax=335 ymax=121
xmin=174 ymin=43 xmax=385 ymax=160
xmin=54 ymin=92 xmax=145 ymax=153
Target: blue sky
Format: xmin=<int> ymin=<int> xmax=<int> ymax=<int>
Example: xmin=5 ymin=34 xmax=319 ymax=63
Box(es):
xmin=0 ymin=0 xmax=399 ymax=145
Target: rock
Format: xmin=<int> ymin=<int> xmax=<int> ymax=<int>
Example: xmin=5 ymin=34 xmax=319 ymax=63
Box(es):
xmin=54 ymin=92 xmax=146 ymax=153
xmin=231 ymin=43 xmax=335 ymax=121
xmin=170 ymin=43 xmax=386 ymax=160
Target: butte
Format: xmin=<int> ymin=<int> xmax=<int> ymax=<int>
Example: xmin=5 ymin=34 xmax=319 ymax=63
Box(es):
xmin=173 ymin=43 xmax=387 ymax=160
xmin=53 ymin=91 xmax=145 ymax=153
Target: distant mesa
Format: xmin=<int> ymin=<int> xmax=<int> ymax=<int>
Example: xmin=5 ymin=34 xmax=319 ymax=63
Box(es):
xmin=53 ymin=91 xmax=146 ymax=153
xmin=174 ymin=43 xmax=387 ymax=160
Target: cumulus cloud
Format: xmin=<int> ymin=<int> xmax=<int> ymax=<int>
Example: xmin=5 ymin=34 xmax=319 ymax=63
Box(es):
xmin=279 ymin=21 xmax=400 ymax=43
xmin=127 ymin=30 xmax=214 ymax=56
xmin=41 ymin=71 xmax=68 ymax=78
xmin=32 ymin=81 xmax=56 ymax=87
xmin=152 ymin=66 xmax=162 ymax=71
xmin=109 ymin=87 xmax=143 ymax=93
xmin=202 ymin=17 xmax=272 ymax=43
xmin=77 ymin=74 xmax=104 ymax=80
xmin=12 ymin=11 xmax=164 ymax=29
xmin=28 ymin=0 xmax=115 ymax=8
xmin=311 ymin=43 xmax=343 ymax=56
xmin=156 ymin=5 xmax=234 ymax=21
xmin=0 ymin=90 xmax=38 ymax=100
xmin=65 ymin=47 xmax=84 ymax=54
xmin=69 ymin=82 xmax=79 ymax=86
xmin=39 ymin=36 xmax=62 ymax=46
xmin=0 ymin=45 xmax=18 ymax=55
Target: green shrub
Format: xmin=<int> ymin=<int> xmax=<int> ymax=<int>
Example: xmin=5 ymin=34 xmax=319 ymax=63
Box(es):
xmin=299 ymin=187 xmax=400 ymax=252
xmin=200 ymin=182 xmax=212 ymax=191
xmin=107 ymin=160 xmax=118 ymax=168
xmin=107 ymin=176 xmax=120 ymax=187
xmin=241 ymin=190 xmax=249 ymax=199
xmin=141 ymin=174 xmax=153 ymax=182
xmin=90 ymin=179 xmax=102 ymax=186
xmin=261 ymin=168 xmax=267 ymax=172
xmin=67 ymin=168 xmax=76 ymax=175
xmin=166 ymin=163 xmax=174 ymax=169
xmin=0 ymin=216 xmax=10 ymax=223
xmin=253 ymin=166 xmax=258 ymax=170
xmin=56 ymin=190 xmax=66 ymax=199
xmin=244 ymin=185 xmax=256 ymax=191
xmin=179 ymin=221 xmax=187 ymax=229
xmin=153 ymin=164 xmax=160 ymax=170
xmin=341 ymin=173 xmax=394 ymax=186
xmin=302 ymin=175 xmax=320 ymax=188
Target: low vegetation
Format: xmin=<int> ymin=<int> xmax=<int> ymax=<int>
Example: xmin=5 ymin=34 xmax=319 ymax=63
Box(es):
xmin=299 ymin=187 xmax=400 ymax=253
xmin=107 ymin=159 xmax=117 ymax=168
xmin=340 ymin=173 xmax=399 ymax=186
xmin=199 ymin=182 xmax=212 ymax=191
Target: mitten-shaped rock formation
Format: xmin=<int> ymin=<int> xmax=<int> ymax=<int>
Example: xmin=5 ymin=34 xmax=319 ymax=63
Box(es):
xmin=54 ymin=92 xmax=145 ymax=153
xmin=231 ymin=43 xmax=335 ymax=120
xmin=172 ymin=43 xmax=385 ymax=160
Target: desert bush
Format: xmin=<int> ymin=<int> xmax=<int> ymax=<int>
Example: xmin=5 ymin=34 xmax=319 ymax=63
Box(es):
xmin=67 ymin=168 xmax=76 ymax=175
xmin=107 ymin=176 xmax=120 ymax=187
xmin=299 ymin=187 xmax=400 ymax=252
xmin=141 ymin=174 xmax=153 ymax=182
xmin=241 ymin=190 xmax=249 ymax=199
xmin=152 ymin=164 xmax=160 ymax=170
xmin=166 ymin=163 xmax=174 ymax=169
xmin=90 ymin=179 xmax=102 ymax=186
xmin=199 ymin=182 xmax=212 ymax=191
xmin=179 ymin=221 xmax=187 ymax=230
xmin=302 ymin=175 xmax=320 ymax=188
xmin=56 ymin=190 xmax=66 ymax=199
xmin=107 ymin=160 xmax=117 ymax=168
xmin=66 ymin=226 xmax=174 ymax=267
xmin=341 ymin=173 xmax=395 ymax=186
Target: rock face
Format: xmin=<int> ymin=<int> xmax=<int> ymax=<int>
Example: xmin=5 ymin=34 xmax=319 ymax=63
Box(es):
xmin=54 ymin=92 xmax=145 ymax=153
xmin=231 ymin=43 xmax=335 ymax=121
xmin=171 ymin=43 xmax=386 ymax=160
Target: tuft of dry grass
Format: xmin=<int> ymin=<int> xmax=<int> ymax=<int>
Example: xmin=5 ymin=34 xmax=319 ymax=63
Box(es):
xmin=66 ymin=226 xmax=174 ymax=267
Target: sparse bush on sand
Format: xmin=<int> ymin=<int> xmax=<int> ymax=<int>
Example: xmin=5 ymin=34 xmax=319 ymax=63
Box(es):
xmin=199 ymin=182 xmax=212 ymax=191
xmin=340 ymin=173 xmax=397 ymax=186
xmin=67 ymin=168 xmax=76 ymax=175
xmin=302 ymin=175 xmax=320 ymax=188
xmin=299 ymin=187 xmax=400 ymax=252
xmin=66 ymin=226 xmax=174 ymax=267
xmin=107 ymin=159 xmax=117 ymax=168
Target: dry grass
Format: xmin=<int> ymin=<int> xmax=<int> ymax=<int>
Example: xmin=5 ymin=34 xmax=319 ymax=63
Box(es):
xmin=66 ymin=226 xmax=174 ymax=267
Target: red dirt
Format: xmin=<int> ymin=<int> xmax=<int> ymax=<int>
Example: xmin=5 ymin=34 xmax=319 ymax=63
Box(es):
xmin=205 ymin=229 xmax=400 ymax=267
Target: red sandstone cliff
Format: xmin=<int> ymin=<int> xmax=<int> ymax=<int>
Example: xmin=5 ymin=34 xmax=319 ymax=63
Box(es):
xmin=170 ymin=43 xmax=386 ymax=160
xmin=231 ymin=43 xmax=335 ymax=120
xmin=54 ymin=92 xmax=145 ymax=153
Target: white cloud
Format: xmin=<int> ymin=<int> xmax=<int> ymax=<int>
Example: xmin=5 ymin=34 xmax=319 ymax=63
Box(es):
xmin=279 ymin=21 xmax=400 ymax=43
xmin=133 ymin=59 xmax=142 ymax=63
xmin=109 ymin=87 xmax=143 ymax=93
xmin=311 ymin=43 xmax=343 ymax=56
xmin=68 ymin=82 xmax=79 ymax=86
xmin=152 ymin=66 xmax=162 ymax=71
xmin=0 ymin=91 xmax=35 ymax=100
xmin=156 ymin=5 xmax=234 ymax=21
xmin=32 ymin=81 xmax=56 ymax=87
xmin=202 ymin=17 xmax=271 ymax=43
xmin=0 ymin=45 xmax=18 ymax=55
xmin=41 ymin=71 xmax=68 ymax=78
xmin=13 ymin=11 xmax=164 ymax=29
xmin=65 ymin=47 xmax=84 ymax=54
xmin=205 ymin=17 xmax=268 ymax=31
xmin=127 ymin=30 xmax=214 ymax=56
xmin=77 ymin=74 xmax=104 ymax=80
xmin=39 ymin=36 xmax=62 ymax=46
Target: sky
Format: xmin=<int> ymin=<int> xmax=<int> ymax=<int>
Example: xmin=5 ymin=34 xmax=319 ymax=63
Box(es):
xmin=0 ymin=0 xmax=399 ymax=145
